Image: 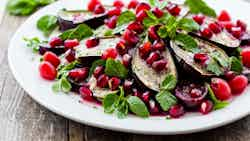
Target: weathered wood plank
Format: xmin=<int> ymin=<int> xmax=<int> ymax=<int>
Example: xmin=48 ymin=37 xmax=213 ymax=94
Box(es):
xmin=68 ymin=121 xmax=85 ymax=141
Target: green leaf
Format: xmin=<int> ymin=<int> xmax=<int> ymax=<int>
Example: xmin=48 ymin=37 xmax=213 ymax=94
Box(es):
xmin=36 ymin=0 xmax=55 ymax=5
xmin=230 ymin=56 xmax=243 ymax=73
xmin=105 ymin=58 xmax=128 ymax=79
xmin=57 ymin=60 xmax=80 ymax=79
xmin=148 ymin=0 xmax=156 ymax=7
xmin=60 ymin=77 xmax=72 ymax=92
xmin=37 ymin=15 xmax=58 ymax=36
xmin=52 ymin=81 xmax=61 ymax=92
xmin=116 ymin=100 xmax=129 ymax=119
xmin=59 ymin=24 xmax=93 ymax=41
xmin=112 ymin=24 xmax=129 ymax=35
xmin=178 ymin=18 xmax=200 ymax=32
xmin=210 ymin=52 xmax=229 ymax=68
xmin=155 ymin=91 xmax=177 ymax=111
xmin=117 ymin=10 xmax=136 ymax=26
xmin=206 ymin=59 xmax=223 ymax=76
xmin=174 ymin=33 xmax=199 ymax=53
xmin=161 ymin=74 xmax=177 ymax=91
xmin=7 ymin=0 xmax=37 ymax=16
xmin=23 ymin=37 xmax=41 ymax=52
xmin=206 ymin=83 xmax=229 ymax=110
xmin=185 ymin=0 xmax=216 ymax=17
xmin=143 ymin=11 xmax=159 ymax=28
xmin=89 ymin=59 xmax=106 ymax=77
xmin=103 ymin=93 xmax=119 ymax=113
xmin=127 ymin=96 xmax=149 ymax=117
xmin=157 ymin=26 xmax=168 ymax=38
xmin=104 ymin=30 xmax=113 ymax=36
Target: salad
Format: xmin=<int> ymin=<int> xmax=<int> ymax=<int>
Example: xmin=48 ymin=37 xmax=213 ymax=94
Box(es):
xmin=24 ymin=0 xmax=250 ymax=119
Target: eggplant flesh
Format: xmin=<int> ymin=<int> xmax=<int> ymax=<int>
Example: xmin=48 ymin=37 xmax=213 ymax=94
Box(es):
xmin=57 ymin=9 xmax=108 ymax=31
xmin=131 ymin=48 xmax=178 ymax=92
xmin=39 ymin=44 xmax=65 ymax=55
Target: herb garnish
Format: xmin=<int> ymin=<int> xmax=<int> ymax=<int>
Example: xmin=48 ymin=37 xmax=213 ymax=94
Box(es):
xmin=230 ymin=56 xmax=243 ymax=73
xmin=185 ymin=0 xmax=217 ymax=17
xmin=37 ymin=15 xmax=58 ymax=36
xmin=104 ymin=58 xmax=128 ymax=79
xmin=23 ymin=37 xmax=46 ymax=53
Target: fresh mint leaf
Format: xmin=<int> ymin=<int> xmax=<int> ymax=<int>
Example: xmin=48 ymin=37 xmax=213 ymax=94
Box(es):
xmin=185 ymin=0 xmax=216 ymax=17
xmin=7 ymin=0 xmax=37 ymax=15
xmin=157 ymin=26 xmax=168 ymax=38
xmin=60 ymin=77 xmax=72 ymax=92
xmin=37 ymin=15 xmax=58 ymax=36
xmin=174 ymin=33 xmax=199 ymax=53
xmin=59 ymin=24 xmax=93 ymax=41
xmin=127 ymin=96 xmax=149 ymax=117
xmin=23 ymin=37 xmax=41 ymax=52
xmin=103 ymin=93 xmax=119 ymax=113
xmin=211 ymin=52 xmax=229 ymax=68
xmin=105 ymin=58 xmax=128 ymax=79
xmin=161 ymin=74 xmax=177 ymax=91
xmin=178 ymin=18 xmax=200 ymax=32
xmin=104 ymin=29 xmax=113 ymax=36
xmin=89 ymin=59 xmax=106 ymax=77
xmin=148 ymin=0 xmax=168 ymax=9
xmin=117 ymin=11 xmax=136 ymax=26
xmin=206 ymin=59 xmax=223 ymax=76
xmin=52 ymin=81 xmax=61 ymax=92
xmin=230 ymin=56 xmax=243 ymax=73
xmin=116 ymin=100 xmax=129 ymax=119
xmin=57 ymin=60 xmax=80 ymax=79
xmin=155 ymin=90 xmax=177 ymax=111
xmin=143 ymin=11 xmax=159 ymax=28
xmin=36 ymin=0 xmax=55 ymax=5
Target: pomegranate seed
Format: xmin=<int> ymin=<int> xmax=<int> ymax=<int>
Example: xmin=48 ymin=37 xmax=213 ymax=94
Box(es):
xmin=236 ymin=20 xmax=247 ymax=32
xmin=116 ymin=39 xmax=127 ymax=55
xmin=49 ymin=37 xmax=63 ymax=47
xmin=105 ymin=16 xmax=118 ymax=29
xmin=218 ymin=10 xmax=231 ymax=21
xmin=65 ymin=49 xmax=76 ymax=62
xmin=152 ymin=40 xmax=165 ymax=51
xmin=135 ymin=2 xmax=151 ymax=14
xmin=85 ymin=37 xmax=100 ymax=48
xmin=209 ymin=22 xmax=222 ymax=34
xmin=79 ymin=87 xmax=94 ymax=101
xmin=152 ymin=59 xmax=168 ymax=72
xmin=149 ymin=99 xmax=160 ymax=115
xmin=133 ymin=89 xmax=141 ymax=97
xmin=93 ymin=4 xmax=105 ymax=14
xmin=224 ymin=71 xmax=236 ymax=81
xmin=68 ymin=68 xmax=89 ymax=82
xmin=169 ymin=105 xmax=185 ymax=118
xmin=241 ymin=47 xmax=250 ymax=68
xmin=148 ymin=26 xmax=159 ymax=40
xmin=190 ymin=88 xmax=202 ymax=98
xmin=139 ymin=41 xmax=152 ymax=59
xmin=211 ymin=78 xmax=232 ymax=101
xmin=43 ymin=52 xmax=60 ymax=68
xmin=228 ymin=75 xmax=248 ymax=94
xmin=127 ymin=22 xmax=144 ymax=34
xmin=39 ymin=61 xmax=57 ymax=80
xmin=122 ymin=54 xmax=132 ymax=67
xmin=136 ymin=10 xmax=148 ymax=22
xmin=194 ymin=53 xmax=208 ymax=64
xmin=93 ymin=66 xmax=104 ymax=78
xmin=128 ymin=0 xmax=139 ymax=9
xmin=193 ymin=14 xmax=205 ymax=25
xmin=199 ymin=100 xmax=213 ymax=115
xmin=123 ymin=29 xmax=139 ymax=45
xmin=219 ymin=21 xmax=234 ymax=32
xmin=107 ymin=7 xmax=121 ymax=17
xmin=152 ymin=7 xmax=164 ymax=18
xmin=141 ymin=91 xmax=150 ymax=103
xmin=97 ymin=74 xmax=109 ymax=88
xmin=166 ymin=3 xmax=181 ymax=16
xmin=108 ymin=77 xmax=121 ymax=90
xmin=87 ymin=0 xmax=100 ymax=11
xmin=200 ymin=28 xmax=213 ymax=39
xmin=64 ymin=39 xmax=79 ymax=49
xmin=231 ymin=26 xmax=243 ymax=39
xmin=146 ymin=51 xmax=160 ymax=65
xmin=123 ymin=79 xmax=133 ymax=93
xmin=101 ymin=48 xmax=118 ymax=60
xmin=113 ymin=0 xmax=124 ymax=8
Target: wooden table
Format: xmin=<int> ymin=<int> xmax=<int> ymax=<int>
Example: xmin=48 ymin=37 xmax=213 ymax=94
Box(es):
xmin=1 ymin=2 xmax=250 ymax=141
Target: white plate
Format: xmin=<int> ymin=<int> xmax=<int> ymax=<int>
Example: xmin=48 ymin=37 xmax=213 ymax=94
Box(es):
xmin=8 ymin=0 xmax=250 ymax=135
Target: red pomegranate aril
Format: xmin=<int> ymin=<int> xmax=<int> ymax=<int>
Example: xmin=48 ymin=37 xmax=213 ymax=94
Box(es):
xmin=93 ymin=4 xmax=105 ymax=14
xmin=79 ymin=87 xmax=94 ymax=101
xmin=199 ymin=100 xmax=213 ymax=115
xmin=241 ymin=47 xmax=250 ymax=68
xmin=148 ymin=26 xmax=159 ymax=40
xmin=200 ymin=28 xmax=213 ymax=39
xmin=146 ymin=51 xmax=160 ymax=65
xmin=218 ymin=10 xmax=231 ymax=21
xmin=211 ymin=78 xmax=232 ymax=101
xmin=68 ymin=68 xmax=89 ymax=82
xmin=219 ymin=21 xmax=233 ymax=32
xmin=152 ymin=7 xmax=164 ymax=18
xmin=122 ymin=54 xmax=132 ymax=68
xmin=190 ymin=88 xmax=202 ymax=98
xmin=152 ymin=59 xmax=168 ymax=72
xmin=236 ymin=20 xmax=247 ymax=31
xmin=88 ymin=0 xmax=100 ymax=11
xmin=166 ymin=3 xmax=181 ymax=16
xmin=93 ymin=66 xmax=104 ymax=78
xmin=108 ymin=77 xmax=121 ymax=90
xmin=123 ymin=80 xmax=133 ymax=92
xmin=128 ymin=0 xmax=139 ymax=9
xmin=224 ymin=71 xmax=236 ymax=81
xmin=141 ymin=91 xmax=150 ymax=103
xmin=228 ymin=75 xmax=248 ymax=94
xmin=105 ymin=16 xmax=117 ymax=29
xmin=133 ymin=89 xmax=141 ymax=97
xmin=65 ymin=49 xmax=75 ymax=62
xmin=39 ymin=61 xmax=57 ymax=80
xmin=231 ymin=26 xmax=243 ymax=39
xmin=152 ymin=40 xmax=165 ymax=51
xmin=194 ymin=53 xmax=208 ymax=64
xmin=43 ymin=52 xmax=60 ymax=68
xmin=97 ymin=74 xmax=109 ymax=88
xmin=116 ymin=40 xmax=127 ymax=55
xmin=113 ymin=0 xmax=124 ymax=8
xmin=149 ymin=99 xmax=160 ymax=114
xmin=107 ymin=7 xmax=121 ymax=17
xmin=193 ymin=14 xmax=205 ymax=25
xmin=139 ymin=41 xmax=152 ymax=59
xmin=169 ymin=105 xmax=185 ymax=118
xmin=123 ymin=29 xmax=139 ymax=45
xmin=64 ymin=39 xmax=79 ymax=49
xmin=101 ymin=48 xmax=118 ymax=60
xmin=127 ymin=22 xmax=144 ymax=34
xmin=49 ymin=37 xmax=63 ymax=47
xmin=136 ymin=10 xmax=148 ymax=22
xmin=135 ymin=2 xmax=151 ymax=14
xmin=209 ymin=22 xmax=222 ymax=34
xmin=85 ymin=38 xmax=100 ymax=48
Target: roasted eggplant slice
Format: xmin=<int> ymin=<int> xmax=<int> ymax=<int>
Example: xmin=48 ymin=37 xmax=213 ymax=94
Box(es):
xmin=170 ymin=37 xmax=230 ymax=78
xmin=131 ymin=47 xmax=177 ymax=92
xmin=57 ymin=9 xmax=108 ymax=31
xmin=39 ymin=43 xmax=65 ymax=55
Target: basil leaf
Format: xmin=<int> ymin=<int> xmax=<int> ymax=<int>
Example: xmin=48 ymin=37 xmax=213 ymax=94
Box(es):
xmin=178 ymin=18 xmax=200 ymax=32
xmin=161 ymin=74 xmax=177 ymax=91
xmin=105 ymin=58 xmax=128 ymax=79
xmin=174 ymin=33 xmax=199 ymax=53
xmin=60 ymin=77 xmax=72 ymax=92
xmin=230 ymin=56 xmax=243 ymax=73
xmin=7 ymin=0 xmax=37 ymax=16
xmin=23 ymin=37 xmax=41 ymax=53
xmin=155 ymin=91 xmax=177 ymax=111
xmin=185 ymin=0 xmax=216 ymax=17
xmin=103 ymin=93 xmax=119 ymax=113
xmin=37 ymin=15 xmax=58 ymax=36
xmin=117 ymin=10 xmax=136 ymax=26
xmin=206 ymin=59 xmax=223 ymax=76
xmin=59 ymin=24 xmax=93 ymax=41
xmin=89 ymin=59 xmax=106 ymax=77
xmin=127 ymin=96 xmax=149 ymax=117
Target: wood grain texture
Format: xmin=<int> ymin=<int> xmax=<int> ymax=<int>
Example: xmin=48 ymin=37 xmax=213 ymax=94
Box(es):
xmin=2 ymin=3 xmax=250 ymax=141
